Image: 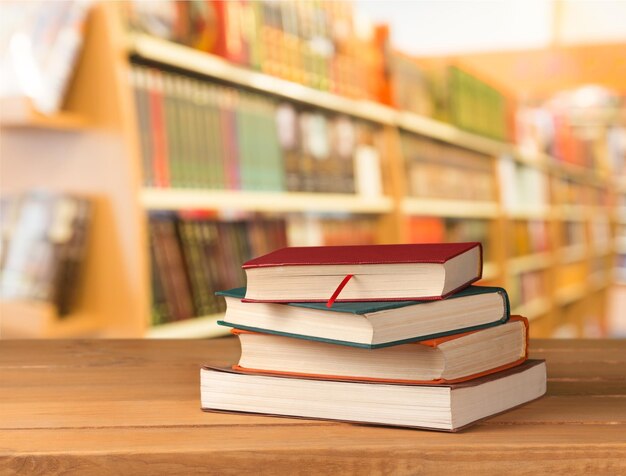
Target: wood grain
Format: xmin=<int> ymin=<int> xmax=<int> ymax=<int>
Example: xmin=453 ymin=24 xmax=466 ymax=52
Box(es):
xmin=1 ymin=338 xmax=625 ymax=475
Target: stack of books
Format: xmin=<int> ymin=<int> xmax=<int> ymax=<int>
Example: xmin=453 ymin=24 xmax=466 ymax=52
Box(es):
xmin=201 ymin=243 xmax=546 ymax=432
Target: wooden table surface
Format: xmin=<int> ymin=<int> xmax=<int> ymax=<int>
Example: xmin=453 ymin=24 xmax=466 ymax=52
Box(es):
xmin=1 ymin=338 xmax=625 ymax=475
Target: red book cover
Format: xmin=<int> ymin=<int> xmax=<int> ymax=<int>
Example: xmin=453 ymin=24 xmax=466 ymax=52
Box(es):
xmin=243 ymin=242 xmax=482 ymax=268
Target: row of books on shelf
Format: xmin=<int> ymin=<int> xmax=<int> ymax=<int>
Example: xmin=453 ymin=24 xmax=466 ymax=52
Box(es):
xmin=508 ymin=270 xmax=546 ymax=310
xmin=132 ymin=63 xmax=383 ymax=195
xmin=515 ymin=87 xmax=626 ymax=174
xmin=126 ymin=0 xmax=386 ymax=101
xmin=390 ymin=55 xmax=514 ymax=141
xmin=401 ymin=134 xmax=496 ymax=202
xmin=148 ymin=213 xmax=386 ymax=326
xmin=202 ymin=242 xmax=546 ymax=431
xmin=509 ymin=220 xmax=550 ymax=257
xmin=0 ymin=191 xmax=91 ymax=316
xmin=552 ymin=179 xmax=611 ymax=207
xmin=499 ymin=158 xmax=549 ymax=211
xmin=406 ymin=217 xmax=493 ymax=262
xmin=125 ymin=2 xmax=626 ymax=166
xmin=148 ymin=213 xmax=287 ymax=325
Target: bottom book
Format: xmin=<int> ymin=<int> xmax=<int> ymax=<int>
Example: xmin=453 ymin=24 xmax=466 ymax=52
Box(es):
xmin=200 ymin=360 xmax=546 ymax=432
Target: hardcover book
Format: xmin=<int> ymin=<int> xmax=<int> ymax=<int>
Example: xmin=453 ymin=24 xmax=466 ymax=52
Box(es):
xmin=232 ymin=316 xmax=528 ymax=384
xmin=200 ymin=359 xmax=547 ymax=432
xmin=217 ymin=285 xmax=508 ymax=348
xmin=242 ymin=242 xmax=483 ymax=303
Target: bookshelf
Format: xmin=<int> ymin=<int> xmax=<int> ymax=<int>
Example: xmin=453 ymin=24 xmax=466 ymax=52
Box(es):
xmin=0 ymin=97 xmax=89 ymax=130
xmin=140 ymin=189 xmax=393 ymax=214
xmin=1 ymin=2 xmax=621 ymax=338
xmin=145 ymin=313 xmax=224 ymax=339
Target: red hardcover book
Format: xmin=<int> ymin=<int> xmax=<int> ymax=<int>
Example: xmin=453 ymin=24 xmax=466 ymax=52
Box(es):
xmin=242 ymin=242 xmax=482 ymax=303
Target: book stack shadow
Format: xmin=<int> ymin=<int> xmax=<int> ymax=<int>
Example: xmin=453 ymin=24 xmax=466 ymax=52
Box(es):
xmin=201 ymin=243 xmax=546 ymax=431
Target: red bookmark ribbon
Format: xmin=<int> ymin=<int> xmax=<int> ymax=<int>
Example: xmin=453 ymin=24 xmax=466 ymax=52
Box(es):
xmin=326 ymin=274 xmax=354 ymax=308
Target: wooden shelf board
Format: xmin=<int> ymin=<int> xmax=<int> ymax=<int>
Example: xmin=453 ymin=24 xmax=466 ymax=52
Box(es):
xmin=508 ymin=252 xmax=552 ymax=274
xmin=548 ymin=160 xmax=607 ymax=186
xmin=146 ymin=314 xmax=228 ymax=339
xmin=141 ymin=188 xmax=393 ymax=214
xmin=504 ymin=207 xmax=551 ymax=220
xmin=128 ymin=34 xmax=396 ymax=125
xmin=512 ymin=297 xmax=550 ymax=320
xmin=508 ymin=149 xmax=550 ymax=169
xmin=0 ymin=97 xmax=88 ymax=130
xmin=402 ymin=198 xmax=499 ymax=218
xmin=396 ymin=112 xmax=507 ymax=156
xmin=555 ymin=283 xmax=586 ymax=306
xmin=553 ymin=205 xmax=590 ymax=221
xmin=559 ymin=244 xmax=588 ymax=264
xmin=0 ymin=299 xmax=101 ymax=338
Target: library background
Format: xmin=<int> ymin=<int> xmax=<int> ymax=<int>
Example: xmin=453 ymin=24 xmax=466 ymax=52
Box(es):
xmin=0 ymin=0 xmax=625 ymax=340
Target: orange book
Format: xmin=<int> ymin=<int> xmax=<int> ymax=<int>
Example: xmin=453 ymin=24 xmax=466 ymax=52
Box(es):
xmin=231 ymin=316 xmax=529 ymax=385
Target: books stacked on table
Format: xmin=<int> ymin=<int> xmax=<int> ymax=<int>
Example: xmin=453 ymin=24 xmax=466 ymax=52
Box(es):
xmin=201 ymin=243 xmax=546 ymax=432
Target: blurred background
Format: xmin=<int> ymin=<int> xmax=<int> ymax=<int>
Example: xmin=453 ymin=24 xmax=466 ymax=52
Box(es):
xmin=0 ymin=0 xmax=624 ymax=339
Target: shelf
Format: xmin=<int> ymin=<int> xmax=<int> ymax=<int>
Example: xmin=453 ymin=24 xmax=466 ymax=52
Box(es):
xmin=0 ymin=299 xmax=101 ymax=338
xmin=129 ymin=33 xmax=396 ymax=125
xmin=146 ymin=314 xmax=228 ymax=339
xmin=555 ymin=283 xmax=586 ymax=306
xmin=512 ymin=297 xmax=550 ymax=320
xmin=508 ymin=252 xmax=552 ymax=274
xmin=0 ymin=96 xmax=88 ymax=130
xmin=129 ymin=34 xmax=578 ymax=164
xmin=402 ymin=198 xmax=499 ymax=218
xmin=141 ymin=188 xmax=393 ymax=214
xmin=553 ymin=205 xmax=590 ymax=221
xmin=504 ymin=207 xmax=551 ymax=220
xmin=548 ymin=160 xmax=607 ymax=187
xmin=559 ymin=244 xmax=588 ymax=264
xmin=397 ymin=111 xmax=508 ymax=156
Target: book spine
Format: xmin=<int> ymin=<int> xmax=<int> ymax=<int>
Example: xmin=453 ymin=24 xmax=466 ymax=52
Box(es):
xmin=130 ymin=65 xmax=154 ymax=187
xmin=147 ymin=69 xmax=170 ymax=187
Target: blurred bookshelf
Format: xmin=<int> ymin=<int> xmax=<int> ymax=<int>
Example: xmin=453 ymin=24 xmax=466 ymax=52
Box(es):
xmin=1 ymin=2 xmax=625 ymax=339
xmin=0 ymin=97 xmax=89 ymax=131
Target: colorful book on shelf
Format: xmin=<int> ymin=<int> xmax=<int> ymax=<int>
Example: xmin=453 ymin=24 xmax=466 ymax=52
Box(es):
xmin=241 ymin=242 xmax=483 ymax=303
xmin=231 ymin=316 xmax=528 ymax=384
xmin=201 ymin=359 xmax=547 ymax=432
xmin=216 ymin=284 xmax=509 ymax=349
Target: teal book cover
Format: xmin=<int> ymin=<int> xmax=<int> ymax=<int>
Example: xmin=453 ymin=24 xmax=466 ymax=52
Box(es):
xmin=216 ymin=286 xmax=510 ymax=349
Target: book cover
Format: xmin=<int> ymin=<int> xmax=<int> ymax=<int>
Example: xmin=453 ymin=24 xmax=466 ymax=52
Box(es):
xmin=217 ymin=285 xmax=510 ymax=349
xmin=231 ymin=316 xmax=529 ymax=384
xmin=201 ymin=360 xmax=547 ymax=432
xmin=243 ymin=242 xmax=482 ymax=268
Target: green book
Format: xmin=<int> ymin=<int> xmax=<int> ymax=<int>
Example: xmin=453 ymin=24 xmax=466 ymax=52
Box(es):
xmin=216 ymin=285 xmax=510 ymax=349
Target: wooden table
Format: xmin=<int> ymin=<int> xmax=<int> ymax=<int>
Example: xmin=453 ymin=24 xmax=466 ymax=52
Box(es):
xmin=1 ymin=338 xmax=625 ymax=475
